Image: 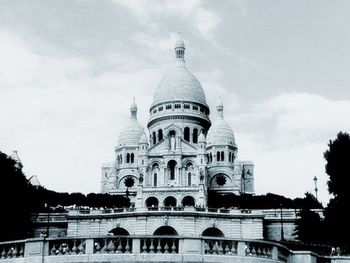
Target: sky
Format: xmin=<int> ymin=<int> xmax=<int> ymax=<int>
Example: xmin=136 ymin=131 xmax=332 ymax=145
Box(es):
xmin=1 ymin=0 xmax=350 ymax=205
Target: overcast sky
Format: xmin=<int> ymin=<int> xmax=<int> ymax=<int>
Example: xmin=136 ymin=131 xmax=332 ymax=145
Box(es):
xmin=1 ymin=0 xmax=350 ymax=205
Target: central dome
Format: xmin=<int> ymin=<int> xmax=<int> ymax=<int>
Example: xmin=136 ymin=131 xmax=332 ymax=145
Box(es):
xmin=151 ymin=38 xmax=207 ymax=107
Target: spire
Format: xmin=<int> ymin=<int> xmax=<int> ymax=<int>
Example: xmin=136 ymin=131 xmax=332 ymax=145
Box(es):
xmin=174 ymin=33 xmax=185 ymax=62
xmin=130 ymin=97 xmax=137 ymax=119
xmin=216 ymin=96 xmax=224 ymax=119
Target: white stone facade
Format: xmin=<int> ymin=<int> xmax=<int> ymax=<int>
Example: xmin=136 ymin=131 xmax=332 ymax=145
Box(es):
xmin=100 ymin=38 xmax=255 ymax=209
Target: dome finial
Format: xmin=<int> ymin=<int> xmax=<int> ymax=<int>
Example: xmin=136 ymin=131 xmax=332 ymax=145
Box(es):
xmin=174 ymin=33 xmax=185 ymax=62
xmin=130 ymin=97 xmax=137 ymax=119
xmin=216 ymin=96 xmax=224 ymax=118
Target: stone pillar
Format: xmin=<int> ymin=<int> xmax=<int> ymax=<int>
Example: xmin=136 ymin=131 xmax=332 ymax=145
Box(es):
xmin=132 ymin=239 xmax=141 ymax=253
xmin=85 ymin=238 xmax=94 ymax=254
xmin=272 ymin=246 xmax=278 ymax=260
xmin=237 ymin=241 xmax=246 ymax=256
xmin=24 ymin=238 xmax=48 ymax=257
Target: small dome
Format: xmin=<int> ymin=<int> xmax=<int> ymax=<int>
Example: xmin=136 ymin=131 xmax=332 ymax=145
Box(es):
xmin=198 ymin=131 xmax=206 ymax=143
xmin=139 ymin=133 xmax=148 ymax=144
xmin=206 ymin=99 xmax=236 ymax=146
xmin=118 ymin=99 xmax=144 ymax=147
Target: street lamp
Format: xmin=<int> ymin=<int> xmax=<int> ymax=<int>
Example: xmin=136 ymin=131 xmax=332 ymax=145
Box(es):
xmin=313 ymin=176 xmax=318 ymax=201
xmin=280 ymin=203 xmax=284 ymax=241
xmin=44 ymin=203 xmax=50 ymax=238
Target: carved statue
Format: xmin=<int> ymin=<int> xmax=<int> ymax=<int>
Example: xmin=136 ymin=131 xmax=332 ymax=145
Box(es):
xmin=170 ymin=135 xmax=176 ymax=150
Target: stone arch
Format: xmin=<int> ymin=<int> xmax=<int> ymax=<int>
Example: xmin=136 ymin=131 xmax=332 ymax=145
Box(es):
xmin=163 ymin=196 xmax=177 ymax=207
xmin=109 ymin=227 xmax=129 ymax=236
xmin=153 ymin=226 xmax=178 ymax=236
xmin=182 ymin=196 xmax=195 ymax=207
xmin=145 ymin=196 xmax=159 ymax=207
xmin=202 ymin=227 xmax=224 ymax=237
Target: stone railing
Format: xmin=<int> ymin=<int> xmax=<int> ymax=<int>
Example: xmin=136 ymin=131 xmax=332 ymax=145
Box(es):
xmin=0 ymin=240 xmax=25 ymax=259
xmin=49 ymin=238 xmax=86 ymax=255
xmin=68 ymin=206 xmax=260 ymax=216
xmin=0 ymin=236 xmax=348 ymax=263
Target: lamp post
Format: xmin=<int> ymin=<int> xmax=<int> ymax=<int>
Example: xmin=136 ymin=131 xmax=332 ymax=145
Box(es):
xmin=313 ymin=176 xmax=318 ymax=201
xmin=45 ymin=203 xmax=50 ymax=238
xmin=280 ymin=203 xmax=284 ymax=241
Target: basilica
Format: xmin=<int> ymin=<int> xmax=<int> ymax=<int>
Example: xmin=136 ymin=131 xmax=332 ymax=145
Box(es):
xmin=100 ymin=37 xmax=255 ymax=208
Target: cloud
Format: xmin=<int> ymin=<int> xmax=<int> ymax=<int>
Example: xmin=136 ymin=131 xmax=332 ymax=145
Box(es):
xmin=228 ymin=92 xmax=350 ymax=203
xmin=0 ymin=29 xmax=159 ymax=193
xmin=110 ymin=0 xmax=220 ymax=38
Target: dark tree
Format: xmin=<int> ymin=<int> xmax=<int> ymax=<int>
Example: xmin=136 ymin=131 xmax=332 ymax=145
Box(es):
xmin=294 ymin=209 xmax=323 ymax=243
xmin=0 ymin=151 xmax=33 ymax=241
xmin=324 ymin=131 xmax=350 ymax=199
xmin=323 ymin=131 xmax=350 ymax=249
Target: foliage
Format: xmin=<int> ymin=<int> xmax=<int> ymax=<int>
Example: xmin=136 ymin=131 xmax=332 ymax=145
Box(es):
xmin=324 ymin=131 xmax=350 ymax=199
xmin=208 ymin=192 xmax=322 ymax=209
xmin=294 ymin=209 xmax=323 ymax=243
xmin=323 ymin=132 xmax=350 ymax=249
xmin=0 ymin=151 xmax=130 ymax=241
xmin=0 ymin=151 xmax=33 ymax=241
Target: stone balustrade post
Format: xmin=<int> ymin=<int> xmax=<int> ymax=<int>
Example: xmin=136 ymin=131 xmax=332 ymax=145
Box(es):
xmin=272 ymin=246 xmax=278 ymax=260
xmin=132 ymin=238 xmax=140 ymax=253
xmin=181 ymin=238 xmax=201 ymax=254
xmin=237 ymin=241 xmax=246 ymax=256
xmin=24 ymin=238 xmax=48 ymax=257
xmin=85 ymin=238 xmax=94 ymax=254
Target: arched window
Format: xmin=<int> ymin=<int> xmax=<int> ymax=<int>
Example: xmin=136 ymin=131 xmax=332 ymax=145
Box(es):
xmin=184 ymin=127 xmax=190 ymax=142
xmin=131 ymin=153 xmax=134 ymax=163
xmin=221 ymin=151 xmax=224 ymax=161
xmin=210 ymin=153 xmax=213 ymax=163
xmin=158 ymin=129 xmax=163 ymax=141
xmin=153 ymin=226 xmax=178 ymax=235
xmin=152 ymin=131 xmax=156 ymax=145
xmin=146 ymin=197 xmax=158 ymax=207
xmin=188 ymin=172 xmax=191 ymax=186
xmin=109 ymin=227 xmax=129 ymax=236
xmin=153 ymin=173 xmax=157 ymax=187
xmin=207 ymin=154 xmax=210 ymax=163
xmin=164 ymin=196 xmax=177 ymax=207
xmin=216 ymin=151 xmax=220 ymax=162
xmin=142 ymin=160 xmax=144 ymax=165
xmin=127 ymin=153 xmax=130 ymax=163
xmin=193 ymin=128 xmax=198 ymax=143
xmin=168 ymin=160 xmax=177 ymax=180
xmin=120 ymin=155 xmax=122 ymax=164
xmin=182 ymin=196 xmax=195 ymax=207
xmin=229 ymin=152 xmax=231 ymax=162
xmin=202 ymin=227 xmax=224 ymax=237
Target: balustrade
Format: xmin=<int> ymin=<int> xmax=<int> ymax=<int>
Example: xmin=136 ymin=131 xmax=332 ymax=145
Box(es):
xmin=140 ymin=237 xmax=178 ymax=254
xmin=4 ymin=236 xmax=334 ymax=262
xmin=49 ymin=239 xmax=86 ymax=255
xmin=245 ymin=241 xmax=273 ymax=259
xmin=0 ymin=242 xmax=24 ymax=259
xmin=94 ymin=237 xmax=132 ymax=254
xmin=204 ymin=239 xmax=237 ymax=255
